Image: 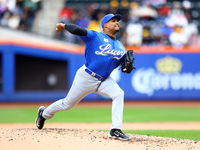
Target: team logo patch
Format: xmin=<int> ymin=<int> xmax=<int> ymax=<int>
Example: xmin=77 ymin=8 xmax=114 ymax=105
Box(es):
xmin=104 ymin=38 xmax=109 ymax=42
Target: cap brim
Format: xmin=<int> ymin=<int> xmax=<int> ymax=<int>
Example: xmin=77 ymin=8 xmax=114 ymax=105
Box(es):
xmin=110 ymin=14 xmax=122 ymax=22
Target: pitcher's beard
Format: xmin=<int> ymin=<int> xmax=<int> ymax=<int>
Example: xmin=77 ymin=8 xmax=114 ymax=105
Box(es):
xmin=114 ymin=28 xmax=119 ymax=34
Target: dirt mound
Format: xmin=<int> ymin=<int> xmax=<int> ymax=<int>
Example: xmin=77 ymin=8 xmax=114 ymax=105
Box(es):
xmin=1 ymin=128 xmax=200 ymax=150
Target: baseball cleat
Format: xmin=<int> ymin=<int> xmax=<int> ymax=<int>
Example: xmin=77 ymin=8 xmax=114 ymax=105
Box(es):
xmin=36 ymin=106 xmax=46 ymax=130
xmin=108 ymin=129 xmax=130 ymax=141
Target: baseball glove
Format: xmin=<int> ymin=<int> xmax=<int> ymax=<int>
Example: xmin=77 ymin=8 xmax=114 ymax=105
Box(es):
xmin=121 ymin=50 xmax=136 ymax=74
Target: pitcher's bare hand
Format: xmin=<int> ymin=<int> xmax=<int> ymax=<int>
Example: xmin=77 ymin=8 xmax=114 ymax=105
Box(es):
xmin=56 ymin=23 xmax=65 ymax=32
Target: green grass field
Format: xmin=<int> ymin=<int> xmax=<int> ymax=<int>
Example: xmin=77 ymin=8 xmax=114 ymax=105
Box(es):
xmin=126 ymin=130 xmax=200 ymax=141
xmin=1 ymin=107 xmax=200 ymax=141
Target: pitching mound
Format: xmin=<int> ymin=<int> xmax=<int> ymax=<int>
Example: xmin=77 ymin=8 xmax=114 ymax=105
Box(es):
xmin=1 ymin=127 xmax=200 ymax=150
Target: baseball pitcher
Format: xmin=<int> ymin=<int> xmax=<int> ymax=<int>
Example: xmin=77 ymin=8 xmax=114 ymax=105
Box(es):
xmin=36 ymin=13 xmax=135 ymax=141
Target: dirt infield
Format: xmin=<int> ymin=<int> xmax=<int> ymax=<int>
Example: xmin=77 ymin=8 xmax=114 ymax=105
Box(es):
xmin=1 ymin=101 xmax=200 ymax=150
xmin=1 ymin=125 xmax=200 ymax=150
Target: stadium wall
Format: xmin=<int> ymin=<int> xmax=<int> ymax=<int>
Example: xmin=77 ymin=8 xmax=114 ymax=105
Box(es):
xmin=0 ymin=39 xmax=200 ymax=102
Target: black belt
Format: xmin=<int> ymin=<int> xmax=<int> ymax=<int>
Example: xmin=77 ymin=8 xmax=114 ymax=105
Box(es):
xmin=85 ymin=68 xmax=105 ymax=81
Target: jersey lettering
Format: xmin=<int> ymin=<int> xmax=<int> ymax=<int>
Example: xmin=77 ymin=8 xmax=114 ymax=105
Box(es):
xmin=95 ymin=44 xmax=125 ymax=60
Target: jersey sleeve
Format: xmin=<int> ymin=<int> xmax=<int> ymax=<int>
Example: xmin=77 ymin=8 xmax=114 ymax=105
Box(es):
xmin=78 ymin=29 xmax=95 ymax=44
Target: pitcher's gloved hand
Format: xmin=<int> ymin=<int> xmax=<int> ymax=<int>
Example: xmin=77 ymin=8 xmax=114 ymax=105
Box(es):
xmin=121 ymin=50 xmax=136 ymax=74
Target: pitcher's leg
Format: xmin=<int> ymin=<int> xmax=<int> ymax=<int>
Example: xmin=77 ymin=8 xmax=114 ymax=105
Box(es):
xmin=42 ymin=99 xmax=67 ymax=119
xmin=43 ymin=65 xmax=100 ymax=119
xmin=42 ymin=91 xmax=87 ymax=119
xmin=96 ymin=77 xmax=124 ymax=129
xmin=43 ymin=82 xmax=89 ymax=119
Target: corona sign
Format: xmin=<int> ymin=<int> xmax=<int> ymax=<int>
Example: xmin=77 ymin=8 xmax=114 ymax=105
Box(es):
xmin=131 ymin=55 xmax=200 ymax=98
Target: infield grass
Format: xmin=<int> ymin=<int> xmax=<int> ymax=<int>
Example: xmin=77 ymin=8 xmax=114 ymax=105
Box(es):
xmin=125 ymin=130 xmax=200 ymax=141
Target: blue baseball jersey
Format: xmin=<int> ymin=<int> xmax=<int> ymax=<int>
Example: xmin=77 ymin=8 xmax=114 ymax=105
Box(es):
xmin=78 ymin=29 xmax=126 ymax=78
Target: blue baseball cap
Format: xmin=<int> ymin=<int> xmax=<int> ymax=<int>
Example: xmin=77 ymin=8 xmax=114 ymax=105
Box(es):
xmin=101 ymin=14 xmax=122 ymax=28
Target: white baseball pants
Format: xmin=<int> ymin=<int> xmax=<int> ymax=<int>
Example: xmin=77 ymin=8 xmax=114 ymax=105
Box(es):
xmin=42 ymin=65 xmax=124 ymax=129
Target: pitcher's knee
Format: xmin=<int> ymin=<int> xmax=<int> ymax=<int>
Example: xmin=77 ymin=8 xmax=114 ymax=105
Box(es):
xmin=62 ymin=102 xmax=72 ymax=110
xmin=62 ymin=99 xmax=76 ymax=110
xmin=118 ymin=89 xmax=124 ymax=98
xmin=112 ymin=89 xmax=124 ymax=99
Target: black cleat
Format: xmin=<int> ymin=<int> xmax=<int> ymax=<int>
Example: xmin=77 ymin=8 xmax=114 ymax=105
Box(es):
xmin=108 ymin=129 xmax=130 ymax=141
xmin=35 ymin=106 xmax=46 ymax=130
